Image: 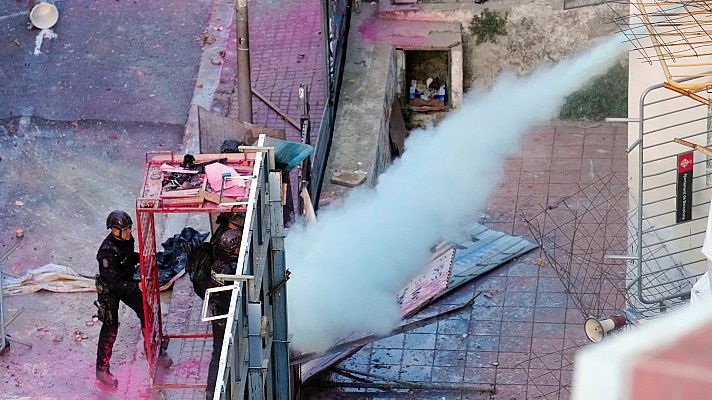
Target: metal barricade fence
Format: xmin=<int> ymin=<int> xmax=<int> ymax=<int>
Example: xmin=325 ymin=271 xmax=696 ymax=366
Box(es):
xmin=632 ymin=80 xmax=712 ymax=315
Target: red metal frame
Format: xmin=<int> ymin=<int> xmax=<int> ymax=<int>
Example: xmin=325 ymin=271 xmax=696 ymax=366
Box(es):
xmin=136 ymin=211 xmax=162 ymax=384
xmin=135 ymin=151 xmax=255 ymax=389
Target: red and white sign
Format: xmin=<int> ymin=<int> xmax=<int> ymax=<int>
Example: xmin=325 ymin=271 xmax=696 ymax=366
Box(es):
xmin=677 ymin=151 xmax=694 ymax=223
xmin=678 ymin=152 xmax=694 ymax=173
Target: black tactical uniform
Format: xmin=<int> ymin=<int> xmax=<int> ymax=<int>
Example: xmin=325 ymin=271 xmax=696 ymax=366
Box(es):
xmin=95 ymin=211 xmax=144 ymax=388
xmin=206 ymin=229 xmax=242 ymax=399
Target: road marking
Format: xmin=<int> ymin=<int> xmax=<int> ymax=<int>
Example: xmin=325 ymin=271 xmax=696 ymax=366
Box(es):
xmin=589 ymin=159 xmax=595 ymax=179
xmin=0 ymin=11 xmax=28 ymax=21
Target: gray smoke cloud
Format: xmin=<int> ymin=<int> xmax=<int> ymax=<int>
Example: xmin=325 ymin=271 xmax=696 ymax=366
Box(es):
xmin=286 ymin=35 xmax=627 ymax=353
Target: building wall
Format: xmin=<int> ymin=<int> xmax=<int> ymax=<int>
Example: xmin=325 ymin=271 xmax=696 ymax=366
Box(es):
xmin=450 ymin=43 xmax=463 ymax=109
xmin=321 ymin=39 xmax=400 ymax=205
xmin=374 ymin=48 xmax=400 ymax=179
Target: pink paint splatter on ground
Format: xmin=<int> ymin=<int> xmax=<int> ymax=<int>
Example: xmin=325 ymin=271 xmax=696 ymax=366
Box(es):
xmin=178 ymin=357 xmax=203 ymax=380
xmin=357 ymin=15 xmax=381 ymax=41
xmin=356 ymin=13 xmax=456 ymax=48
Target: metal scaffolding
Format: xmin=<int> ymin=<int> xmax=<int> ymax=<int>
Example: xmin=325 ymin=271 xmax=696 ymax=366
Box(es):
xmin=133 ymin=134 xmax=289 ymax=398
xmin=207 ymin=136 xmax=290 ymax=400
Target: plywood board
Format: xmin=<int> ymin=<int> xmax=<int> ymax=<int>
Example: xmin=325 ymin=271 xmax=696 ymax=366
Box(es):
xmin=397 ymin=245 xmax=455 ymax=317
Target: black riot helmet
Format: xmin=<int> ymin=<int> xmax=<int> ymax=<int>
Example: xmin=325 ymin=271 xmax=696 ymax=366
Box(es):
xmin=225 ymin=211 xmax=246 ymax=225
xmin=220 ymin=139 xmax=244 ymax=154
xmin=106 ymin=210 xmax=133 ymax=230
xmin=214 ymin=229 xmax=242 ymax=260
xmin=216 ymin=210 xmax=246 ymax=229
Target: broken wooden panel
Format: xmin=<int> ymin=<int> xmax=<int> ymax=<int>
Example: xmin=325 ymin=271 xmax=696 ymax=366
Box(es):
xmin=447 ymin=223 xmax=537 ymax=291
xmin=398 ymin=244 xmax=455 ymax=318
xmin=299 ymin=333 xmax=366 ymax=383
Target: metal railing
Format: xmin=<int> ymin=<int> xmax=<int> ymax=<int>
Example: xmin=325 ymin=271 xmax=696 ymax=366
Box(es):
xmin=631 ymin=79 xmax=712 ymax=314
xmin=311 ymin=0 xmax=351 ymax=211
xmin=209 ymin=135 xmax=290 ymax=400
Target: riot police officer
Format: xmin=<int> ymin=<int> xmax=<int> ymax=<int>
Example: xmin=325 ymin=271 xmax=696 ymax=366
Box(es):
xmin=211 ymin=211 xmax=245 ymax=246
xmin=95 ymin=210 xmax=144 ymax=388
xmin=205 ymin=228 xmax=242 ymax=399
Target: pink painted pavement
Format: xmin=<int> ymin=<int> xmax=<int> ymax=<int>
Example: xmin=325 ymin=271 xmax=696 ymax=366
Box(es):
xmin=213 ymin=0 xmax=326 ymax=143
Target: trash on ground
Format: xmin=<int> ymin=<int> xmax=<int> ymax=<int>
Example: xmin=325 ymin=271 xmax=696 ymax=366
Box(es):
xmin=133 ymin=227 xmax=209 ymax=290
xmin=2 ymin=264 xmax=95 ymax=296
xmin=408 ymin=76 xmax=447 ymax=112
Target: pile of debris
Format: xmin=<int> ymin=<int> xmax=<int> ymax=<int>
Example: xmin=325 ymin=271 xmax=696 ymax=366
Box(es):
xmin=296 ymin=222 xmax=537 ymax=394
xmin=408 ymin=77 xmax=447 ymax=112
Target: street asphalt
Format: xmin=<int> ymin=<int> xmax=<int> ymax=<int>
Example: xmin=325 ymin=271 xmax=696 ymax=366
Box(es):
xmin=0 ymin=0 xmax=218 ymax=398
xmin=0 ymin=0 xmax=211 ymax=124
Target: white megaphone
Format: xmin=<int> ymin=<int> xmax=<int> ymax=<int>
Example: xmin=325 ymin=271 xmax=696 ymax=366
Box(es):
xmin=584 ymin=315 xmax=627 ymax=343
xmin=29 ymin=1 xmax=59 ymax=30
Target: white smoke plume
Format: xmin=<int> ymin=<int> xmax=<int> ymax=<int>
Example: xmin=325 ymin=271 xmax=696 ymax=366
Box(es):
xmin=285 ymin=36 xmax=627 ymax=353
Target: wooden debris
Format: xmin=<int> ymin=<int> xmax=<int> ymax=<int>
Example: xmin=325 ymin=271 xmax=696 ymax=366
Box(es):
xmin=331 ymin=171 xmax=366 ymax=187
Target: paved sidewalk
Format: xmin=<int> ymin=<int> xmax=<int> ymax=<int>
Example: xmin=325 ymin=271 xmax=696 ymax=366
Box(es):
xmin=0 ymin=119 xmax=183 ymax=400
xmin=303 ymin=121 xmax=628 ymax=400
xmin=212 ymin=0 xmax=325 ymax=142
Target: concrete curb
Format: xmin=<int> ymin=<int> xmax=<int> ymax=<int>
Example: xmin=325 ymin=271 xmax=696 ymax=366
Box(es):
xmin=158 ymin=0 xmax=235 ymax=243
xmin=145 ymin=2 xmax=236 ymax=389
xmin=182 ymin=0 xmax=235 ymax=154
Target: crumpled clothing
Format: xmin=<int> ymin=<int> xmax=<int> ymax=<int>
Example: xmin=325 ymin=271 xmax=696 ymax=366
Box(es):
xmin=133 ymin=227 xmax=209 ymax=288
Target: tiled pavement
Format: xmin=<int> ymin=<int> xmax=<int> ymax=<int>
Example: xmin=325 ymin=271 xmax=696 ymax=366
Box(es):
xmin=161 ymin=278 xmax=213 ymax=400
xmin=212 ymin=0 xmax=326 ymax=144
xmin=212 ymin=0 xmax=326 ymax=212
xmin=303 ymin=122 xmax=628 ymax=400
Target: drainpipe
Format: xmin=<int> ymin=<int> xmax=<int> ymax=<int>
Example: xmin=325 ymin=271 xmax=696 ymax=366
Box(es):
xmin=236 ymin=0 xmax=253 ymax=124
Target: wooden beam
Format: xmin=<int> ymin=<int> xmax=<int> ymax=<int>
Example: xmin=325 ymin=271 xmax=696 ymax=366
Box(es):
xmin=251 ymin=88 xmax=301 ymax=130
xmin=674 ymin=137 xmax=712 ymax=157
xmin=663 ymin=82 xmax=710 ymax=105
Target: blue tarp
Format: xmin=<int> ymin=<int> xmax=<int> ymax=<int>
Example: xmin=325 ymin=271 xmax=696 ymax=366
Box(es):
xmin=262 ymin=137 xmax=313 ymax=172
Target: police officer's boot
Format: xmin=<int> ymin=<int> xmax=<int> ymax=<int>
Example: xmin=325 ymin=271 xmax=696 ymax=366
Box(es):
xmin=158 ymin=353 xmax=174 ymax=368
xmin=96 ymin=369 xmax=118 ymax=388
xmin=158 ymin=337 xmax=173 ymax=368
